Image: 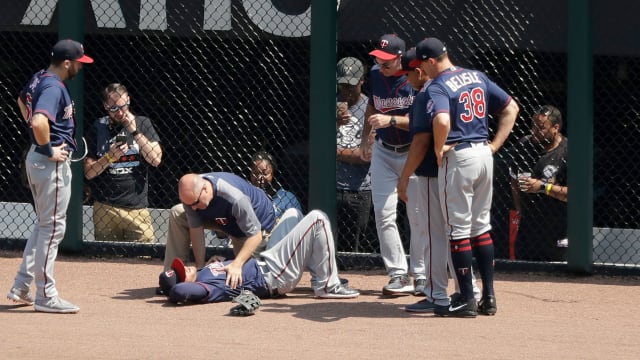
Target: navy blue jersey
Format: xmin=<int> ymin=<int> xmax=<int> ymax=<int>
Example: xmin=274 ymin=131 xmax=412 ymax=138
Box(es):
xmin=20 ymin=70 xmax=77 ymax=151
xmin=169 ymin=258 xmax=270 ymax=303
xmin=427 ymin=66 xmax=511 ymax=144
xmin=409 ymin=85 xmax=438 ymax=177
xmin=184 ymin=172 xmax=276 ymax=237
xmin=368 ymin=65 xmax=415 ymax=145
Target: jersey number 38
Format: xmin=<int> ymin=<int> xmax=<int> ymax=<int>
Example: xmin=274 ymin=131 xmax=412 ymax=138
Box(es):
xmin=458 ymin=87 xmax=486 ymax=122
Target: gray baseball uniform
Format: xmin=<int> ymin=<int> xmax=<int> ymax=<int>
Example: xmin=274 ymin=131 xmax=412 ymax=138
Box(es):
xmin=13 ymin=69 xmax=76 ymax=300
xmin=260 ymin=210 xmax=343 ymax=296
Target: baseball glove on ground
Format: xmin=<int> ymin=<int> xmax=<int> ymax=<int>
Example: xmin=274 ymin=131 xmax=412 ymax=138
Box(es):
xmin=229 ymin=290 xmax=262 ymax=316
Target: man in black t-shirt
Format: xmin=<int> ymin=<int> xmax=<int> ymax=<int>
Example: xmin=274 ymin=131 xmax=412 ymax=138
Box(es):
xmin=508 ymin=105 xmax=568 ymax=261
xmin=84 ymin=83 xmax=162 ymax=242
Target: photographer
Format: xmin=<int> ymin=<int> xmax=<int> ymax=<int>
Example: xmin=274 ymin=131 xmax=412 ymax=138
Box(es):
xmin=84 ymin=83 xmax=162 ymax=242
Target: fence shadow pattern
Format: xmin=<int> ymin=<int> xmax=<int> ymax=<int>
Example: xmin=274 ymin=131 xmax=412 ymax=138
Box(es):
xmin=0 ymin=0 xmax=638 ymax=269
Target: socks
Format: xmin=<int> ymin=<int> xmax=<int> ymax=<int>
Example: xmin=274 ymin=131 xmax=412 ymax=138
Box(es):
xmin=449 ymin=238 xmax=474 ymax=300
xmin=471 ymin=232 xmax=495 ymax=297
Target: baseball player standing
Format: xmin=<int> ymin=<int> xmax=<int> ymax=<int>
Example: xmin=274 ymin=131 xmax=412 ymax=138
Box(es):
xmin=398 ymin=48 xmax=480 ymax=311
xmin=8 ymin=39 xmax=93 ymax=313
xmin=413 ymin=38 xmax=519 ymax=317
xmin=359 ymin=34 xmax=418 ymax=294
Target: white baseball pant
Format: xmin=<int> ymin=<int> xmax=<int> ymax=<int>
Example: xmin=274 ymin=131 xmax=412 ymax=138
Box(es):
xmin=260 ymin=210 xmax=342 ymax=296
xmin=370 ymin=141 xmax=418 ymax=277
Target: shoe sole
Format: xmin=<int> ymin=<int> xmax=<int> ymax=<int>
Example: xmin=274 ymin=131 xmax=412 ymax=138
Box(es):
xmin=317 ymin=294 xmax=359 ymax=299
xmin=434 ymin=311 xmax=477 ymax=318
xmin=478 ymin=308 xmax=497 ymax=316
xmin=7 ymin=294 xmax=34 ymax=306
xmin=382 ymin=286 xmax=414 ymax=295
xmin=405 ymin=306 xmax=436 ymax=313
xmin=34 ymin=305 xmax=80 ymax=314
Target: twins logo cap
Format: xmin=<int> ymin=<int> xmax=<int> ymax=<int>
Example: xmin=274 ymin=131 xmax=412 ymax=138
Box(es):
xmin=158 ymin=258 xmax=187 ymax=294
xmin=400 ymin=47 xmax=418 ymax=72
xmin=369 ymin=34 xmax=405 ymax=61
xmin=410 ymin=37 xmax=447 ymax=67
xmin=51 ymin=39 xmax=94 ymax=64
xmin=337 ymin=57 xmax=364 ymax=85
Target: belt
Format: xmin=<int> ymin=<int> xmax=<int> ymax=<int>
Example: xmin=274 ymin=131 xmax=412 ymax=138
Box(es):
xmin=376 ymin=138 xmax=410 ymax=153
xmin=453 ymin=141 xmax=487 ymax=151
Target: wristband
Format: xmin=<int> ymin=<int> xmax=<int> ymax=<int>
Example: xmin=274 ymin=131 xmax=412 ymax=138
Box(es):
xmin=35 ymin=142 xmax=54 ymax=157
xmin=538 ymin=182 xmax=546 ymax=193
xmin=130 ymin=130 xmax=141 ymax=137
xmin=545 ymin=183 xmax=553 ymax=195
xmin=105 ymin=153 xmax=116 ymax=163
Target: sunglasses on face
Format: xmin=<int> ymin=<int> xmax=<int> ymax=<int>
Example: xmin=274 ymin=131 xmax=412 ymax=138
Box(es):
xmin=375 ymin=59 xmax=392 ymax=69
xmin=107 ymin=102 xmax=130 ymax=113
xmin=184 ymin=186 xmax=205 ymax=207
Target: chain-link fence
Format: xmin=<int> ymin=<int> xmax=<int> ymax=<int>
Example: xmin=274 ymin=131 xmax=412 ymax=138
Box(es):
xmin=1 ymin=0 xmax=638 ymax=270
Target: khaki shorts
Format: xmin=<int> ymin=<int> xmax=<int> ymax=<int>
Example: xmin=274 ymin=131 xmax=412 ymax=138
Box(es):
xmin=93 ymin=201 xmax=155 ymax=243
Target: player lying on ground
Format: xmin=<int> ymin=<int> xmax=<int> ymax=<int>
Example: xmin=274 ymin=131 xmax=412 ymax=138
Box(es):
xmin=159 ymin=210 xmax=359 ymax=306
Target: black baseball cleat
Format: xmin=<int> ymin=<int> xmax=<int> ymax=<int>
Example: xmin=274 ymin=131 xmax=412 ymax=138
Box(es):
xmin=477 ymin=295 xmax=497 ymax=315
xmin=434 ymin=293 xmax=478 ymax=318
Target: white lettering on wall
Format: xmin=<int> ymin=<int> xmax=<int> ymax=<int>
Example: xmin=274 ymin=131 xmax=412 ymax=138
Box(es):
xmin=90 ymin=0 xmax=126 ymax=28
xmin=204 ymin=0 xmax=232 ymax=31
xmin=242 ymin=0 xmax=310 ymax=37
xmin=20 ymin=0 xmax=309 ymax=37
xmin=140 ymin=0 xmax=167 ymax=30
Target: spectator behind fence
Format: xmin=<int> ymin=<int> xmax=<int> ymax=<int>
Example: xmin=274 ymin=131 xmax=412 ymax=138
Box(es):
xmin=84 ymin=83 xmax=162 ymax=243
xmin=509 ymin=105 xmax=568 ymax=261
xmin=250 ymin=151 xmax=302 ymax=218
xmin=359 ymin=34 xmax=418 ymax=295
xmin=335 ymin=57 xmax=372 ymax=252
xmin=210 ymin=152 xmax=304 ymax=248
xmin=8 ymin=39 xmax=93 ymax=314
xmin=415 ymin=37 xmax=519 ymax=317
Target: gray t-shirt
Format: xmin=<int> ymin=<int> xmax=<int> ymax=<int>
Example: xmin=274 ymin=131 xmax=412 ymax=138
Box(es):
xmin=336 ymin=94 xmax=371 ymax=191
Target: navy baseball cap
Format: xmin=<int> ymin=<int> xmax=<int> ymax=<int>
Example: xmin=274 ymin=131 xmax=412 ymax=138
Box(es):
xmin=369 ymin=34 xmax=405 ymax=61
xmin=410 ymin=37 xmax=447 ymax=67
xmin=337 ymin=57 xmax=364 ymax=85
xmin=51 ymin=39 xmax=94 ymax=63
xmin=401 ymin=47 xmax=418 ymax=72
xmin=158 ymin=258 xmax=187 ymax=294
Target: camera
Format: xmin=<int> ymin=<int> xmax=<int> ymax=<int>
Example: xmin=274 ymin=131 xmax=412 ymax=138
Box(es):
xmin=115 ymin=135 xmax=127 ymax=144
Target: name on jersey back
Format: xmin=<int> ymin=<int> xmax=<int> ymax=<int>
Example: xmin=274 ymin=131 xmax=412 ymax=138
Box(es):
xmin=445 ymin=71 xmax=482 ymax=92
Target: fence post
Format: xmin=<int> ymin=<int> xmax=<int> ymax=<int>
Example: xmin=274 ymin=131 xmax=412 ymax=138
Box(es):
xmin=59 ymin=0 xmax=86 ymax=252
xmin=309 ymin=1 xmax=337 ymax=232
xmin=567 ymin=0 xmax=593 ymax=272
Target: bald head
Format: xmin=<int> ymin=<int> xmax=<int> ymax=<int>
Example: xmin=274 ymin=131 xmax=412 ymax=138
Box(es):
xmin=178 ymin=173 xmax=206 ymax=205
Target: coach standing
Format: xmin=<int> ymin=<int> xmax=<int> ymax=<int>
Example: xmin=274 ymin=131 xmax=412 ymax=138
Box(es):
xmin=359 ymin=34 xmax=418 ymax=295
xmin=413 ymin=37 xmax=519 ymax=317
xmin=8 ymin=39 xmax=93 ymax=313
